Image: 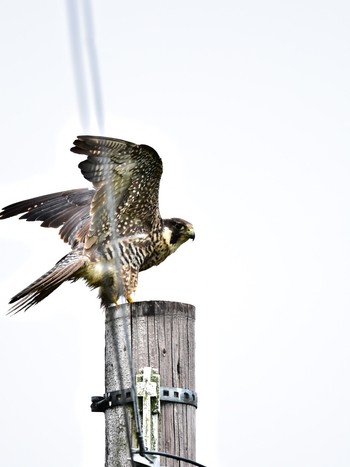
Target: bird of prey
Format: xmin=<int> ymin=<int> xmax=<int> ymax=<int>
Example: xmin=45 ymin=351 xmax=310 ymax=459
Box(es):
xmin=0 ymin=135 xmax=195 ymax=313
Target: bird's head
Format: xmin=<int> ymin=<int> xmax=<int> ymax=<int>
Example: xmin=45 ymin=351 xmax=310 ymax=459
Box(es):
xmin=162 ymin=218 xmax=195 ymax=253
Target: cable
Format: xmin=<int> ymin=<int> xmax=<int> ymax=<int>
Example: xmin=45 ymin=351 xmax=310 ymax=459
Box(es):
xmin=65 ymin=2 xmax=145 ymax=466
xmin=135 ymin=449 xmax=207 ymax=467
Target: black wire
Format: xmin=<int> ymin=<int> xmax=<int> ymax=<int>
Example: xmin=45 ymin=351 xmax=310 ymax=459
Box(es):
xmin=135 ymin=449 xmax=207 ymax=467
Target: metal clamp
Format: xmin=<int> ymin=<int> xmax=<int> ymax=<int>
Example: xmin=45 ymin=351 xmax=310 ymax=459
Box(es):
xmin=160 ymin=386 xmax=197 ymax=408
xmin=92 ymin=386 xmax=197 ymax=412
xmin=91 ymin=388 xmax=134 ymax=412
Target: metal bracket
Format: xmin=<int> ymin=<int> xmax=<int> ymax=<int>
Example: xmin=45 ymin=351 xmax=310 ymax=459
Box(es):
xmin=91 ymin=382 xmax=197 ymax=413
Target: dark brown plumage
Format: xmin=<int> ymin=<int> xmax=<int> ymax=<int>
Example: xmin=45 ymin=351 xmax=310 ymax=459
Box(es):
xmin=0 ymin=135 xmax=195 ymax=313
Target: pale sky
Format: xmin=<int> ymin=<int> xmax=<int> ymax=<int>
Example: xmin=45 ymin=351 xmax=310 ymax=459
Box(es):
xmin=1 ymin=1 xmax=350 ymax=466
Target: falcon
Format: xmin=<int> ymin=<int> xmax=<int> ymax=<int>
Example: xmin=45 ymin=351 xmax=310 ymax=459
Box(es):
xmin=0 ymin=135 xmax=195 ymax=313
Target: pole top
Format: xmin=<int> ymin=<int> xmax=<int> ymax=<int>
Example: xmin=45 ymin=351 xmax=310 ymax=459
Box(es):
xmin=105 ymin=301 xmax=196 ymax=323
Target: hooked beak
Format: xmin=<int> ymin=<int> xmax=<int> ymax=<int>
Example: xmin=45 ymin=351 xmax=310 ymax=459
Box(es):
xmin=188 ymin=227 xmax=195 ymax=241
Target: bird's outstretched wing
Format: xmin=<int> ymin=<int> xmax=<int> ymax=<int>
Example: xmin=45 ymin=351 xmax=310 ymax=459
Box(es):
xmin=0 ymin=189 xmax=94 ymax=246
xmin=71 ymin=136 xmax=163 ymax=252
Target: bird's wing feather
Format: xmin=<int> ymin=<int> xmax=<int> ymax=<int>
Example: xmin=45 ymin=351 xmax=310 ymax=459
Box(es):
xmin=0 ymin=189 xmax=93 ymax=246
xmin=8 ymin=251 xmax=86 ymax=314
xmin=71 ymin=136 xmax=163 ymax=253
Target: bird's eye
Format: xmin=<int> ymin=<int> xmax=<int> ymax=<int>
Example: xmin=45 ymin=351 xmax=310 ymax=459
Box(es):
xmin=176 ymin=223 xmax=183 ymax=230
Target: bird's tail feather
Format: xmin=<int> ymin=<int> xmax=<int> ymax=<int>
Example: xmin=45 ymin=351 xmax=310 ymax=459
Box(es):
xmin=8 ymin=252 xmax=86 ymax=314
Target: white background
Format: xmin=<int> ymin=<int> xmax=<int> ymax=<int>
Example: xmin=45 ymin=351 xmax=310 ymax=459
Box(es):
xmin=1 ymin=1 xmax=350 ymax=466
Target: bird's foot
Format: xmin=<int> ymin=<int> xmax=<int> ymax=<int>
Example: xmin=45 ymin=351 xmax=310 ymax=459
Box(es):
xmin=115 ymin=293 xmax=134 ymax=306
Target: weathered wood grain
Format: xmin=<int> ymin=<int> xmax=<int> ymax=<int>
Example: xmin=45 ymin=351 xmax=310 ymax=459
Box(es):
xmin=104 ymin=301 xmax=196 ymax=467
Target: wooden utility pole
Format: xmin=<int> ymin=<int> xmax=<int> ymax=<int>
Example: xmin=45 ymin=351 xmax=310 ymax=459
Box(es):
xmin=95 ymin=300 xmax=196 ymax=467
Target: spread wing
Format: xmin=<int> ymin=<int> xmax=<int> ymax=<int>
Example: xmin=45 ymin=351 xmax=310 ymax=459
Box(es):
xmin=1 ymin=135 xmax=163 ymax=255
xmin=0 ymin=189 xmax=94 ymax=246
xmin=71 ymin=135 xmax=163 ymax=252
